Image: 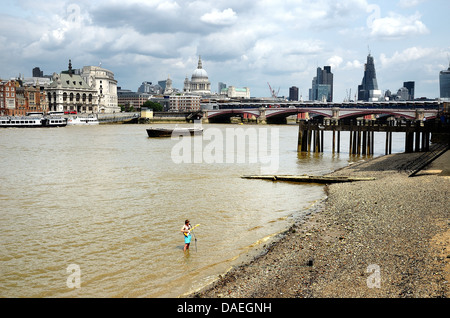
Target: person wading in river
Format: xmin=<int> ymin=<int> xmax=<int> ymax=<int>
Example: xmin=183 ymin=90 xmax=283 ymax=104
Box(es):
xmin=181 ymin=219 xmax=192 ymax=252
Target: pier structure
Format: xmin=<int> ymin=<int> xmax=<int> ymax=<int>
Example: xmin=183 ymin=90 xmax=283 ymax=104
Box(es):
xmin=297 ymin=114 xmax=449 ymax=155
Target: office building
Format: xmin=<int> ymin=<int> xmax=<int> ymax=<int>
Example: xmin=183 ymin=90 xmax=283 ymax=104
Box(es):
xmin=309 ymin=66 xmax=333 ymax=102
xmin=138 ymin=81 xmax=162 ymax=94
xmin=220 ymin=86 xmax=250 ymax=99
xmin=440 ymin=63 xmax=450 ymax=100
xmin=218 ymin=82 xmax=227 ymax=94
xmin=358 ymin=54 xmax=381 ymax=101
xmin=403 ymin=81 xmax=415 ymax=100
xmin=32 ymin=67 xmax=43 ymax=77
xmin=168 ymin=94 xmax=201 ymax=111
xmin=289 ymin=86 xmax=299 ymax=101
xmin=117 ymin=88 xmax=152 ymax=110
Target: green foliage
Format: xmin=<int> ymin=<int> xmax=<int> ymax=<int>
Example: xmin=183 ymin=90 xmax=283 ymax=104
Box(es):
xmin=143 ymin=100 xmax=163 ymax=111
xmin=119 ymin=104 xmax=135 ymax=112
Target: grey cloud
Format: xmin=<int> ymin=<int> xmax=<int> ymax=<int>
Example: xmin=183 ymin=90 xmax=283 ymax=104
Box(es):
xmin=89 ymin=3 xmax=218 ymax=35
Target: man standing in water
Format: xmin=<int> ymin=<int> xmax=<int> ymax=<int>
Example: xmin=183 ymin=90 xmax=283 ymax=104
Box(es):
xmin=181 ymin=219 xmax=192 ymax=252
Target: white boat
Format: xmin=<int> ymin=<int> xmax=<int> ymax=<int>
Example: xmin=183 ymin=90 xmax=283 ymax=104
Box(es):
xmin=67 ymin=116 xmax=99 ymax=125
xmin=43 ymin=117 xmax=68 ymax=127
xmin=0 ymin=116 xmax=43 ymax=128
xmin=0 ymin=116 xmax=67 ymax=128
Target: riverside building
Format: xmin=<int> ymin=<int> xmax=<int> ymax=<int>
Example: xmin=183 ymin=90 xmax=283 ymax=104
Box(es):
xmin=46 ymin=60 xmax=99 ymax=114
xmin=168 ymin=94 xmax=201 ymax=111
xmin=0 ymin=80 xmax=17 ymax=115
xmin=81 ymin=65 xmax=120 ymax=113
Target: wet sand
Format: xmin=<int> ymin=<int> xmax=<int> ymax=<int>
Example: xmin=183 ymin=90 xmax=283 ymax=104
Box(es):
xmin=189 ymin=149 xmax=450 ymax=298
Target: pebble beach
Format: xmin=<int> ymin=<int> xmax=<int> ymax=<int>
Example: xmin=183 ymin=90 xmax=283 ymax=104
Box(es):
xmin=190 ymin=149 xmax=450 ymax=298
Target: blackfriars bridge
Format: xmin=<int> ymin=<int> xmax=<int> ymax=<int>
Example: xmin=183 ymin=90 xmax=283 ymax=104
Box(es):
xmin=198 ymin=101 xmax=443 ymax=124
xmin=202 ymin=106 xmax=439 ymax=124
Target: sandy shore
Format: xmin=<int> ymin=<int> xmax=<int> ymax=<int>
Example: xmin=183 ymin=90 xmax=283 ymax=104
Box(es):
xmin=189 ymin=149 xmax=450 ymax=298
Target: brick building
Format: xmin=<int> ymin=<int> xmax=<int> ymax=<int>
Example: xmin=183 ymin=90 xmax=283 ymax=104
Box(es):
xmin=15 ymin=85 xmax=47 ymax=115
xmin=0 ymin=80 xmax=17 ymax=116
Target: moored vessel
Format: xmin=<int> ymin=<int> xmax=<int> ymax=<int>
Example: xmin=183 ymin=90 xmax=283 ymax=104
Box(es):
xmin=0 ymin=116 xmax=43 ymax=128
xmin=146 ymin=127 xmax=203 ymax=137
xmin=0 ymin=116 xmax=67 ymax=128
xmin=43 ymin=117 xmax=68 ymax=127
xmin=67 ymin=116 xmax=99 ymax=125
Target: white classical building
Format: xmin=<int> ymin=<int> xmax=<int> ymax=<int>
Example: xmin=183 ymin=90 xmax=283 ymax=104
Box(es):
xmin=46 ymin=60 xmax=99 ymax=114
xmin=183 ymin=56 xmax=211 ymax=95
xmin=81 ymin=65 xmax=120 ymax=113
xmin=220 ymin=86 xmax=250 ymax=99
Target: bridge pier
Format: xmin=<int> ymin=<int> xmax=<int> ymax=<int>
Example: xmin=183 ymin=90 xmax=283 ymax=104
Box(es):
xmin=257 ymin=108 xmax=267 ymax=124
xmin=201 ymin=111 xmax=209 ymax=124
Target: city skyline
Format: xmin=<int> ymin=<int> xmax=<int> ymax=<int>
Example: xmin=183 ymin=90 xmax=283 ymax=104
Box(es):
xmin=1 ymin=0 xmax=449 ymax=101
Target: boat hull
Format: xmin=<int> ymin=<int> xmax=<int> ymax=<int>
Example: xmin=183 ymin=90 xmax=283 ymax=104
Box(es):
xmin=146 ymin=128 xmax=203 ymax=137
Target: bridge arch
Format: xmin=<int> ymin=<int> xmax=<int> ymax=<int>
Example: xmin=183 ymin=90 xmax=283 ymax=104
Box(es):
xmin=264 ymin=108 xmax=333 ymax=124
xmin=204 ymin=106 xmax=439 ymax=124
xmin=207 ymin=109 xmax=260 ymax=123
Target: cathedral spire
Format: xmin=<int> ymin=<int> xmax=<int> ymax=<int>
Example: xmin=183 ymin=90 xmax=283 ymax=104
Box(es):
xmin=197 ymin=55 xmax=202 ymax=69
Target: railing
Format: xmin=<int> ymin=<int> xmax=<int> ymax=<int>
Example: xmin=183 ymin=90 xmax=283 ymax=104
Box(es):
xmin=97 ymin=112 xmax=139 ymax=123
xmin=406 ymin=143 xmax=449 ymax=177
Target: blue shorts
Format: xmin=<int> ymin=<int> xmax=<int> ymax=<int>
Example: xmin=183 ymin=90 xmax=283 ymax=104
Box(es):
xmin=184 ymin=234 xmax=191 ymax=244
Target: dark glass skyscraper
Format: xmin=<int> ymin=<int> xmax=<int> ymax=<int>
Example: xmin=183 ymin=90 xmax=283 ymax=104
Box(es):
xmin=358 ymin=54 xmax=379 ymax=101
xmin=403 ymin=81 xmax=415 ymax=100
xmin=440 ymin=63 xmax=450 ymax=99
xmin=289 ymin=86 xmax=299 ymax=101
xmin=309 ymin=66 xmax=333 ymax=102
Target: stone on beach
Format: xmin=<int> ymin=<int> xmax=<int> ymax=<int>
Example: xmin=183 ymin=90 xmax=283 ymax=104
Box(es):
xmin=190 ymin=150 xmax=450 ymax=298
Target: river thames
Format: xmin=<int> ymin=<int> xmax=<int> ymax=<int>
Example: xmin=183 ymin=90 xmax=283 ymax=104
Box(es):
xmin=0 ymin=123 xmax=406 ymax=297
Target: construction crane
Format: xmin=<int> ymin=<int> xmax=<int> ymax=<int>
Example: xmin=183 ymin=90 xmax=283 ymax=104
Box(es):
xmin=267 ymin=82 xmax=280 ymax=99
xmin=345 ymin=88 xmax=352 ymax=102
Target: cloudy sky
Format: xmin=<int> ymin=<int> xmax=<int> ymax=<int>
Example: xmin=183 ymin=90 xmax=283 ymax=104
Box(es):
xmin=1 ymin=0 xmax=449 ymax=101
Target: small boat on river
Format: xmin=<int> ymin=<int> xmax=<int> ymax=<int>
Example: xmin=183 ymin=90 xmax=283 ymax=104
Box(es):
xmin=146 ymin=127 xmax=204 ymax=137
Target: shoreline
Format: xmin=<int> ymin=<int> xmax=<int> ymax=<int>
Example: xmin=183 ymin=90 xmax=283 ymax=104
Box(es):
xmin=188 ymin=149 xmax=450 ymax=298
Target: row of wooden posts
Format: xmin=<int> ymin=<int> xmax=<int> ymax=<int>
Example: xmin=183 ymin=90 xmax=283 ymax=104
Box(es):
xmin=297 ymin=119 xmax=434 ymax=155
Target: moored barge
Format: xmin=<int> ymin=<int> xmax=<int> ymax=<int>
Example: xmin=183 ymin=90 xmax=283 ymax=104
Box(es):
xmin=146 ymin=127 xmax=204 ymax=137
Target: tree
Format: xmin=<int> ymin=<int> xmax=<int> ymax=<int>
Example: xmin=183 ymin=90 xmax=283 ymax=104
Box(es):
xmin=142 ymin=100 xmax=163 ymax=111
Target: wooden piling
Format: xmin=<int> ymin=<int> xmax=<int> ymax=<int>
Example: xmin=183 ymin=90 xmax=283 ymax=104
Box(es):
xmin=337 ymin=130 xmax=341 ymax=153
xmin=297 ymin=117 xmax=442 ymax=157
